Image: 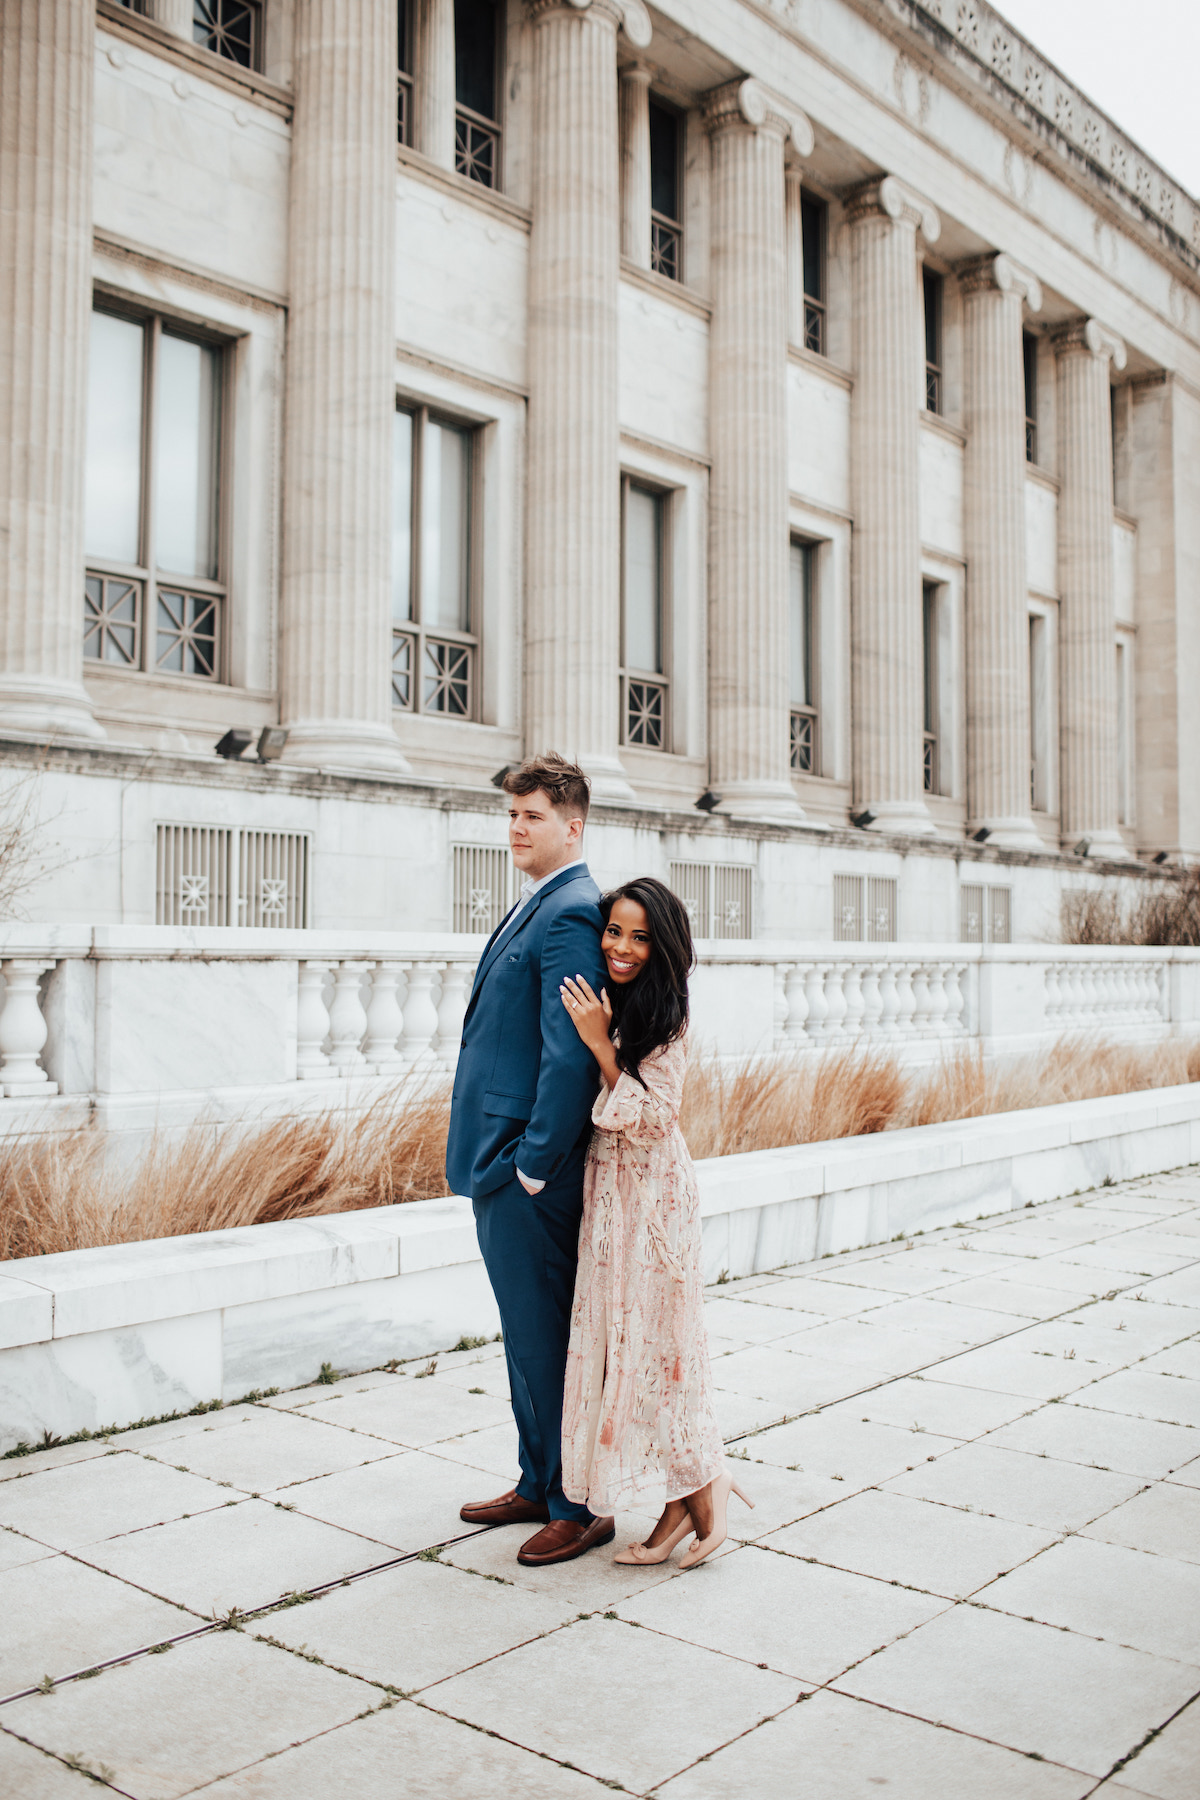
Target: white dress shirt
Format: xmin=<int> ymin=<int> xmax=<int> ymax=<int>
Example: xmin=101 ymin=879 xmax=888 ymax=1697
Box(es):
xmin=512 ymin=858 xmax=588 ymax=1194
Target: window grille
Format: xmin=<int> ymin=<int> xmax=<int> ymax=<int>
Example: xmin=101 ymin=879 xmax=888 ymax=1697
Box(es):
xmin=961 ymin=883 xmax=1011 ymax=944
xmin=649 ymin=99 xmax=683 ymax=282
xmin=801 ymin=193 xmax=826 ymax=356
xmin=455 ymin=109 xmax=500 ymax=187
xmin=156 ymin=826 xmax=310 ymax=928
xmin=790 ymin=710 xmax=814 ymax=773
xmin=84 ymin=307 xmax=226 ymax=683
xmin=1023 ymin=332 xmax=1038 ymax=464
xmin=834 ymin=874 xmax=897 ymax=942
xmin=452 ymin=844 xmax=517 ymax=934
xmin=192 ymin=0 xmax=262 ymax=69
xmin=789 ymin=540 xmax=817 ymax=774
xmin=923 ymin=267 xmax=943 ymax=415
xmin=454 ymin=0 xmax=501 ymax=187
xmin=667 ymin=863 xmax=753 ymax=939
xmin=651 ymin=217 xmax=682 ymax=282
xmin=621 ymin=478 xmax=669 ymax=751
xmin=393 ymin=406 xmax=478 ymax=718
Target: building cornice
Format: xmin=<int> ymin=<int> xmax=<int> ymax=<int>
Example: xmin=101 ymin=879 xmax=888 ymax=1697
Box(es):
xmin=396 ymin=145 xmax=532 ymax=232
xmin=787 ymin=343 xmax=853 ymax=390
xmin=95 ymin=3 xmax=292 ymax=118
xmin=93 ymin=229 xmax=287 ymax=315
xmin=919 ymin=409 xmax=966 ymax=448
xmin=620 ymin=259 xmax=711 ymax=320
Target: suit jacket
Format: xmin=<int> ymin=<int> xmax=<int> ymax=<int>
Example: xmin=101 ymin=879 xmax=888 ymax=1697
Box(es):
xmin=445 ymin=862 xmax=607 ymax=1200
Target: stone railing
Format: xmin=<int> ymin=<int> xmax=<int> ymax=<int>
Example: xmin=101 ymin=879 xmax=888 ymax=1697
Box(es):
xmin=0 ymin=929 xmax=1195 ymax=1128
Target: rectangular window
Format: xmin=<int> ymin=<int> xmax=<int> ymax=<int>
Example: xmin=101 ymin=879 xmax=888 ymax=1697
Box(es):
xmin=84 ymin=305 xmax=226 ymax=681
xmin=833 ymin=874 xmax=897 ymax=942
xmin=393 ymin=404 xmax=477 ymax=717
xmin=649 ymin=99 xmax=683 ymax=282
xmin=452 ymin=844 xmax=516 ymax=932
xmin=621 ymin=477 xmax=667 ymax=750
xmin=454 ymin=0 xmax=501 ymax=188
xmin=156 ymin=824 xmax=310 ymax=928
xmin=668 ymin=862 xmax=753 ymax=938
xmin=1029 ymin=612 xmax=1049 ymax=811
xmin=1023 ymin=332 xmax=1038 ymax=464
xmin=923 ymin=268 xmax=943 ymax=414
xmin=922 ymin=581 xmax=939 ymax=794
xmin=800 ymin=193 xmax=826 ymax=356
xmin=961 ymin=883 xmax=1012 ymax=944
xmin=1116 ymin=639 xmax=1132 ymax=826
xmin=789 ymin=540 xmax=817 ymax=774
xmin=397 ymin=0 xmax=412 ymax=145
xmin=192 ymin=0 xmax=263 ymax=70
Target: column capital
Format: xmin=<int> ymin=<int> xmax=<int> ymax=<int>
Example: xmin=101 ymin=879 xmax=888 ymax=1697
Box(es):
xmin=957 ymin=251 xmax=1043 ymax=313
xmin=1052 ymin=315 xmax=1127 ymax=370
xmin=532 ymin=0 xmax=651 ymax=47
xmin=703 ymin=78 xmax=813 ymax=155
xmin=618 ymin=59 xmax=652 ymax=87
xmin=846 ymin=174 xmax=940 ymax=244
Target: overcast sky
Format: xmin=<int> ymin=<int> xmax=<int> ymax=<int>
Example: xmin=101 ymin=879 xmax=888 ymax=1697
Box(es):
xmin=994 ymin=0 xmax=1200 ymax=196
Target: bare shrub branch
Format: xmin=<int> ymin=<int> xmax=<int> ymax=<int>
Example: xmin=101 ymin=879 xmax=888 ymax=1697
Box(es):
xmin=1062 ymin=869 xmax=1200 ymax=946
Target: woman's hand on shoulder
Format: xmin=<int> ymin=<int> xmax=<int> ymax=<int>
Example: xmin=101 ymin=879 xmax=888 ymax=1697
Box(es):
xmin=560 ymin=974 xmax=612 ymax=1057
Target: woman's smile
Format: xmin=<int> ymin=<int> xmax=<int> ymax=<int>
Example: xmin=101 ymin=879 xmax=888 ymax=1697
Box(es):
xmin=602 ymin=897 xmax=653 ymax=984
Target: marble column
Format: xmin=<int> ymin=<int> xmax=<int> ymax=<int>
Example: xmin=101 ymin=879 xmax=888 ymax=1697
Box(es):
xmin=524 ymin=0 xmax=649 ymax=799
xmin=619 ymin=63 xmax=651 ymax=267
xmin=847 ymin=176 xmax=939 ymax=834
xmin=704 ymin=79 xmax=810 ymax=818
xmin=1054 ymin=316 xmax=1127 ymax=854
xmin=414 ymin=0 xmax=456 ymax=170
xmin=960 ymin=252 xmax=1043 ymax=848
xmin=153 ymin=1 xmax=194 ymax=38
xmin=279 ymin=0 xmax=409 ymax=771
xmin=0 ymin=0 xmax=103 ymax=740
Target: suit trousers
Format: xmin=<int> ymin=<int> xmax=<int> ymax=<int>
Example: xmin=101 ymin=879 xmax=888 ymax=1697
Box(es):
xmin=472 ymin=1162 xmax=592 ymax=1524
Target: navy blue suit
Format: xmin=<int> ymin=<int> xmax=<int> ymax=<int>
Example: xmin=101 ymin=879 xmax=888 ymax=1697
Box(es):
xmin=446 ymin=862 xmax=606 ymax=1521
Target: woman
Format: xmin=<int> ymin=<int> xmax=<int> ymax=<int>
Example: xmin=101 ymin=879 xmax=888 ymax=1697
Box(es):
xmin=558 ymin=877 xmax=751 ymax=1568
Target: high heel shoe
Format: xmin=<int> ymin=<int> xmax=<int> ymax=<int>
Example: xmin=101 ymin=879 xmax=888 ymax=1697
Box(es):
xmin=677 ymin=1468 xmax=754 ymax=1571
xmin=613 ymin=1514 xmax=694 ymax=1565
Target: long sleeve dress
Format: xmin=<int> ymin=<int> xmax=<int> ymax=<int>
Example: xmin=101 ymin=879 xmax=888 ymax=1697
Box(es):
xmin=561 ymin=1030 xmax=726 ymax=1515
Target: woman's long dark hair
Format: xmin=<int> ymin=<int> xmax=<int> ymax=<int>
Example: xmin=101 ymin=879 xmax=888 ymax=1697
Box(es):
xmin=598 ymin=878 xmax=695 ymax=1083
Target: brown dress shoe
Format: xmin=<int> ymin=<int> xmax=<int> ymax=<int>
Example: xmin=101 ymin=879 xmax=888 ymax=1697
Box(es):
xmin=517 ymin=1515 xmax=616 ymax=1566
xmin=459 ymin=1488 xmax=550 ymax=1527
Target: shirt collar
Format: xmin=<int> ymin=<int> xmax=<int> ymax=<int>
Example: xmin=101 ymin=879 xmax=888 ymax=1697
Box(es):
xmin=518 ymin=858 xmax=587 ymax=902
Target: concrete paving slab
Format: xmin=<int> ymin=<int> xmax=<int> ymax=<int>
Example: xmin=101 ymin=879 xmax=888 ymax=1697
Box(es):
xmin=922 ymin=1340 xmax=1109 ymax=1400
xmin=1096 ymin=1694 xmax=1200 ymax=1800
xmin=1 ymin=1630 xmax=370 ymax=1799
xmin=984 ymin=1400 xmax=1200 ymax=1477
xmin=766 ymin=1487 xmax=1056 ymax=1598
xmin=1082 ymin=1482 xmax=1200 ymax=1563
xmin=1139 ymin=1341 xmax=1200 ymax=1381
xmin=140 ymin=1407 xmax=406 ymax=1493
xmin=0 ymin=1553 xmax=186 ymax=1694
xmin=0 ymin=1525 xmax=53 ymax=1573
xmin=978 ymin=1535 xmax=1200 ymax=1664
xmin=424 ymin=1613 xmax=799 ymax=1792
xmin=746 ymin=1277 xmax=894 ymax=1317
xmin=1139 ymin=1266 xmax=1200 ymax=1307
xmin=701 ymin=1295 xmax=827 ymax=1341
xmin=271 ymin=1446 xmax=488 ymax=1552
xmin=711 ymin=1343 xmax=890 ymax=1407
xmin=772 ymin=1317 xmax=970 ymax=1375
xmin=421 ymin=1420 xmax=522 ymax=1480
xmin=0 ymin=1732 xmax=100 ymax=1797
xmin=1167 ymin=1455 xmax=1200 ymax=1489
xmin=834 ymin=1603 xmax=1200 ymax=1777
xmin=0 ymin=1439 xmax=118 ymax=1483
xmin=0 ymin=1451 xmax=226 ymax=1551
xmin=860 ymin=1292 xmax=1024 ymax=1343
xmin=743 ymin=1412 xmax=958 ymax=1488
xmin=654 ymin=1687 xmax=1094 ymax=1800
xmin=715 ymin=1458 xmax=847 ymax=1539
xmin=282 ymin=1378 xmax=512 ymax=1448
xmin=84 ymin=1497 xmax=386 ymax=1616
xmin=804 ymin=1256 xmax=968 ymax=1295
xmin=1074 ymin=1367 xmax=1200 ymax=1429
xmin=438 ymin=1516 xmax=685 ymax=1609
xmin=883 ymin=1438 xmax=1144 ymax=1530
xmin=927 ymin=1273 xmax=1093 ymax=1316
xmin=836 ymin=1375 xmax=1036 ymax=1439
xmin=198 ymin=1693 xmax=621 ymax=1799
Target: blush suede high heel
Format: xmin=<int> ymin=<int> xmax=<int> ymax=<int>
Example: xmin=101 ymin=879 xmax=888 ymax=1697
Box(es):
xmin=613 ymin=1513 xmax=694 ymax=1565
xmin=677 ymin=1469 xmax=754 ymax=1570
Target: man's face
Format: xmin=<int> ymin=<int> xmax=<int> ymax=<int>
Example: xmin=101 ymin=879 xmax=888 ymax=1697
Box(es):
xmin=508 ymin=789 xmax=583 ymax=882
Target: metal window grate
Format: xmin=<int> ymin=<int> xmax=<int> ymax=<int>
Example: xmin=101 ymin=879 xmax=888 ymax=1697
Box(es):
xmin=989 ymin=887 xmax=1012 ymax=945
xmin=625 ymin=678 xmax=667 ymax=748
xmin=668 ymin=862 xmax=710 ymax=937
xmin=790 ymin=708 xmax=815 ymax=773
xmin=961 ymin=883 xmax=1012 ymax=944
xmin=455 ymin=108 xmax=500 ymax=187
xmin=835 ymin=875 xmax=897 ymax=942
xmin=961 ymin=883 xmax=984 ymax=945
xmin=651 ymin=216 xmax=682 ymax=281
xmin=452 ymin=844 xmax=516 ymax=934
xmin=668 ymin=863 xmax=752 ymax=939
xmin=156 ymin=825 xmax=310 ymax=928
xmin=192 ymin=0 xmax=262 ymax=70
xmin=803 ymin=299 xmax=825 ymax=356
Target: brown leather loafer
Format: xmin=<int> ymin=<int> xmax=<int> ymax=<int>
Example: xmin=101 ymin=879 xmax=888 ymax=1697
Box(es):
xmin=460 ymin=1488 xmax=550 ymax=1527
xmin=517 ymin=1516 xmax=616 ymax=1566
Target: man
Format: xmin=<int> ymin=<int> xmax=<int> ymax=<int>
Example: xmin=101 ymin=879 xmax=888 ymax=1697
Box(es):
xmin=445 ymin=752 xmax=613 ymax=1565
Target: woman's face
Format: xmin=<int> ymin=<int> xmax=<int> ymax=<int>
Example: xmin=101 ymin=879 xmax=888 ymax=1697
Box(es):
xmin=602 ymin=897 xmax=653 ymax=986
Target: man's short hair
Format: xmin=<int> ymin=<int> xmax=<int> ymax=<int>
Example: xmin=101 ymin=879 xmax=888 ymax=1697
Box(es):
xmin=502 ymin=752 xmax=590 ymax=822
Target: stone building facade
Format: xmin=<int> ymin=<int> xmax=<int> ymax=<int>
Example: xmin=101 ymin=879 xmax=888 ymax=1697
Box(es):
xmin=1 ymin=0 xmax=1198 ymax=943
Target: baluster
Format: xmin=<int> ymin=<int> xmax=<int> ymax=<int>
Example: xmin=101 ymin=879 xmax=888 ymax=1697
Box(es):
xmin=1066 ymin=960 xmax=1088 ymax=1027
xmin=1151 ymin=961 xmax=1167 ymax=1023
xmin=804 ymin=962 xmax=829 ymax=1042
xmin=363 ymin=961 xmax=406 ymax=1074
xmin=823 ymin=963 xmax=848 ymax=1042
xmin=842 ymin=962 xmax=865 ymax=1038
xmin=859 ymin=961 xmax=883 ymax=1036
xmin=296 ymin=960 xmax=335 ymax=1080
xmin=400 ymin=961 xmax=440 ymax=1063
xmin=772 ymin=963 xmax=788 ymax=1049
xmin=784 ymin=964 xmax=810 ymax=1045
xmin=926 ymin=961 xmax=950 ymax=1036
xmin=1044 ymin=962 xmax=1062 ymax=1025
xmin=0 ymin=960 xmax=58 ymax=1096
xmin=435 ymin=961 xmax=470 ymax=1066
xmin=894 ymin=962 xmax=918 ymax=1038
xmin=910 ymin=963 xmax=932 ymax=1035
xmin=942 ymin=961 xmax=966 ymax=1034
xmin=1099 ymin=962 xmax=1117 ymax=1023
xmin=877 ymin=959 xmax=901 ymax=1037
xmin=328 ymin=961 xmax=369 ymax=1075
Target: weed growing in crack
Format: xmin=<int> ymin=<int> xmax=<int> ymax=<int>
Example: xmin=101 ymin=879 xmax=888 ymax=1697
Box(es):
xmin=36 ymin=1674 xmax=54 ymax=1694
xmin=417 ymin=1545 xmax=442 ymax=1562
xmin=316 ymin=1362 xmax=337 ymax=1385
xmin=451 ymin=1335 xmax=490 ymax=1352
xmin=414 ymin=1359 xmax=438 ymax=1379
xmin=64 ymin=1751 xmax=117 ymax=1783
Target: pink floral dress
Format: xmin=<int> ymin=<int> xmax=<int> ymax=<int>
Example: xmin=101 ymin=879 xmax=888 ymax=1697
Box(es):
xmin=561 ymin=1031 xmax=725 ymax=1515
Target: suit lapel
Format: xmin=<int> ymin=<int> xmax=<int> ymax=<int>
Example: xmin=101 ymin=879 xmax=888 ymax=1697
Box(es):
xmin=463 ymin=864 xmax=590 ymax=1026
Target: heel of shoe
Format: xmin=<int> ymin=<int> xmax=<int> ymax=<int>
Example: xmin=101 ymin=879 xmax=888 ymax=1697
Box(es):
xmin=731 ymin=1482 xmax=755 ymax=1510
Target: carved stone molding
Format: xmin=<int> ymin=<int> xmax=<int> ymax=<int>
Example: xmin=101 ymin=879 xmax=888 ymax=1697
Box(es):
xmin=1052 ymin=316 xmax=1128 ymax=370
xmin=957 ymin=251 xmax=1042 ymax=313
xmin=845 ymin=174 xmax=940 ymax=244
xmin=702 ymin=77 xmax=812 ymax=155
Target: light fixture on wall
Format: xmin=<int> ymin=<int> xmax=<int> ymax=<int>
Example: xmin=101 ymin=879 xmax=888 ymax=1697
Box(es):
xmin=1152 ymin=850 xmax=1169 ymax=865
xmin=215 ymin=728 xmax=254 ymax=760
xmin=970 ymin=827 xmax=991 ymax=843
xmin=256 ymin=727 xmax=289 ymax=763
xmin=694 ymin=790 xmax=722 ymax=813
xmin=1072 ymin=838 xmax=1091 ymax=857
xmin=850 ymin=809 xmax=876 ymax=829
xmin=491 ymin=764 xmax=515 ymax=789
